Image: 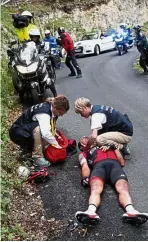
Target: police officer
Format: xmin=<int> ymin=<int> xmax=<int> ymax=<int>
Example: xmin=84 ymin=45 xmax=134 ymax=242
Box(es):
xmin=44 ymin=29 xmax=57 ymax=49
xmin=28 ymin=29 xmax=57 ymax=97
xmin=9 ymin=95 xmax=70 ymax=167
xmin=15 ymin=11 xmax=38 ymax=42
xmin=57 ymin=27 xmax=82 ymax=78
xmin=29 ymin=29 xmax=41 ymax=49
xmin=133 ymin=24 xmax=148 ymax=73
xmin=44 ymin=29 xmax=61 ymax=69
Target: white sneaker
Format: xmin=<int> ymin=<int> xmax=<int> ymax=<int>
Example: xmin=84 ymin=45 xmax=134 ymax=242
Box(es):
xmin=122 ymin=211 xmax=148 ymax=225
xmin=75 ymin=210 xmax=100 ymax=225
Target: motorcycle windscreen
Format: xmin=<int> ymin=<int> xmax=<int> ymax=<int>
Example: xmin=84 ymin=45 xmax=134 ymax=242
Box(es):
xmin=19 ymin=41 xmax=38 ymax=66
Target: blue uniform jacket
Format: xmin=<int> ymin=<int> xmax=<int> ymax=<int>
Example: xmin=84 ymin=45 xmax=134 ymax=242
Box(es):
xmin=44 ymin=36 xmax=57 ymax=48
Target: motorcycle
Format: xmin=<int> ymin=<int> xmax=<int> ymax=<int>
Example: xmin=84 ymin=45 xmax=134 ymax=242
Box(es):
xmin=44 ymin=46 xmax=57 ymax=83
xmin=114 ymin=33 xmax=128 ymax=55
xmin=50 ymin=47 xmax=61 ymax=69
xmin=128 ymin=33 xmax=134 ymax=48
xmin=7 ymin=40 xmax=57 ymax=104
xmin=44 ymin=42 xmax=62 ymax=82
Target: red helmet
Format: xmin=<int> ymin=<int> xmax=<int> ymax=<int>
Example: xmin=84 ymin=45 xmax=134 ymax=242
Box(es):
xmin=44 ymin=130 xmax=68 ymax=163
xmin=27 ymin=167 xmax=49 ymax=183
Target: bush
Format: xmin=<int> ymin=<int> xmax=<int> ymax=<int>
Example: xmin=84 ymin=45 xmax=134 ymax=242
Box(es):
xmin=1 ymin=6 xmax=25 ymax=241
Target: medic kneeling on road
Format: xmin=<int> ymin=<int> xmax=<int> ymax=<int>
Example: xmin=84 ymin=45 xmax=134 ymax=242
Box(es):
xmin=75 ymin=136 xmax=148 ymax=226
xmin=9 ymin=95 xmax=70 ymax=167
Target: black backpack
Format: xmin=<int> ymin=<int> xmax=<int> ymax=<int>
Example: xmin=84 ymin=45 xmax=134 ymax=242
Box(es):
xmin=12 ymin=14 xmax=29 ymax=29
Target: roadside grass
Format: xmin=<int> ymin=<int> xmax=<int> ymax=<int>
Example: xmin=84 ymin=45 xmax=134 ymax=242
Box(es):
xmin=142 ymin=21 xmax=148 ymax=36
xmin=133 ymin=58 xmax=143 ymax=73
xmin=1 ymin=6 xmax=66 ymax=240
xmin=1 ymin=57 xmax=28 ymax=240
xmin=1 ymin=6 xmax=27 ymax=241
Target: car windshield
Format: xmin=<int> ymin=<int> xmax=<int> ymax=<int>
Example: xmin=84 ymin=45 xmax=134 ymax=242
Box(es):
xmin=18 ymin=41 xmax=38 ymax=65
xmin=82 ymin=34 xmax=98 ymax=40
xmin=104 ymin=29 xmax=117 ymax=37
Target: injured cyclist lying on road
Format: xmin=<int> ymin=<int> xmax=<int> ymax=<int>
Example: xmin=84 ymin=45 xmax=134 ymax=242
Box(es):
xmin=75 ymin=136 xmax=148 ymax=226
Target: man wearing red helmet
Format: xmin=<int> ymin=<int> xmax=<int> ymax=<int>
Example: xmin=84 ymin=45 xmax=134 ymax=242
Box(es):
xmin=57 ymin=27 xmax=82 ymax=78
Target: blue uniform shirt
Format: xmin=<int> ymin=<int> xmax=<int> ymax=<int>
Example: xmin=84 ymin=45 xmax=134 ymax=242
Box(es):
xmin=44 ymin=36 xmax=57 ymax=48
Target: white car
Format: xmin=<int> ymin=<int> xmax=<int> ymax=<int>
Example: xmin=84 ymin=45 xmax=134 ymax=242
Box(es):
xmin=74 ymin=33 xmax=116 ymax=56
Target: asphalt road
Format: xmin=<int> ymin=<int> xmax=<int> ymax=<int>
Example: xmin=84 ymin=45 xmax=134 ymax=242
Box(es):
xmin=39 ymin=48 xmax=148 ymax=241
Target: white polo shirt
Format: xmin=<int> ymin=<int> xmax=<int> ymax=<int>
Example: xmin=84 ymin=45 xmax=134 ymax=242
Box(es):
xmin=90 ymin=105 xmax=107 ymax=130
xmin=32 ymin=106 xmax=59 ymax=146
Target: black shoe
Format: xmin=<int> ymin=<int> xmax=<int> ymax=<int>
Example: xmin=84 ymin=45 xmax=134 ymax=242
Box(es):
xmin=121 ymin=144 xmax=130 ymax=154
xmin=143 ymin=71 xmax=148 ymax=75
xmin=122 ymin=212 xmax=148 ymax=225
xmin=19 ymin=148 xmax=32 ymax=161
xmin=76 ymin=73 xmax=82 ymax=78
xmin=140 ymin=70 xmax=148 ymax=75
xmin=123 ymin=113 xmax=130 ymax=120
xmin=121 ymin=144 xmax=131 ymax=160
xmin=68 ymin=73 xmax=76 ymax=77
xmin=49 ymin=82 xmax=57 ymax=97
xmin=75 ymin=211 xmax=100 ymax=225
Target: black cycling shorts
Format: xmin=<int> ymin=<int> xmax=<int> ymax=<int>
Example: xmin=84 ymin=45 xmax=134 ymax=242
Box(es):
xmin=90 ymin=159 xmax=128 ymax=186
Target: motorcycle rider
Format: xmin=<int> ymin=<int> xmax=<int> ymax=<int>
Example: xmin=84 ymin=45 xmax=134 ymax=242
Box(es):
xmin=15 ymin=11 xmax=38 ymax=42
xmin=9 ymin=95 xmax=70 ymax=167
xmin=29 ymin=29 xmax=42 ymax=51
xmin=44 ymin=29 xmax=61 ymax=69
xmin=57 ymin=27 xmax=82 ymax=78
xmin=126 ymin=23 xmax=134 ymax=47
xmin=133 ymin=24 xmax=148 ymax=73
xmin=117 ymin=23 xmax=129 ymax=50
xmin=118 ymin=23 xmax=128 ymax=34
xmin=29 ymin=29 xmax=57 ymax=97
xmin=44 ymin=29 xmax=57 ymax=49
xmin=9 ymin=11 xmax=37 ymax=67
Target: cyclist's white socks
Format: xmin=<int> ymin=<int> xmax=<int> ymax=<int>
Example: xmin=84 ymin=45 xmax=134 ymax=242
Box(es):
xmin=125 ymin=204 xmax=138 ymax=213
xmin=87 ymin=204 xmax=97 ymax=213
